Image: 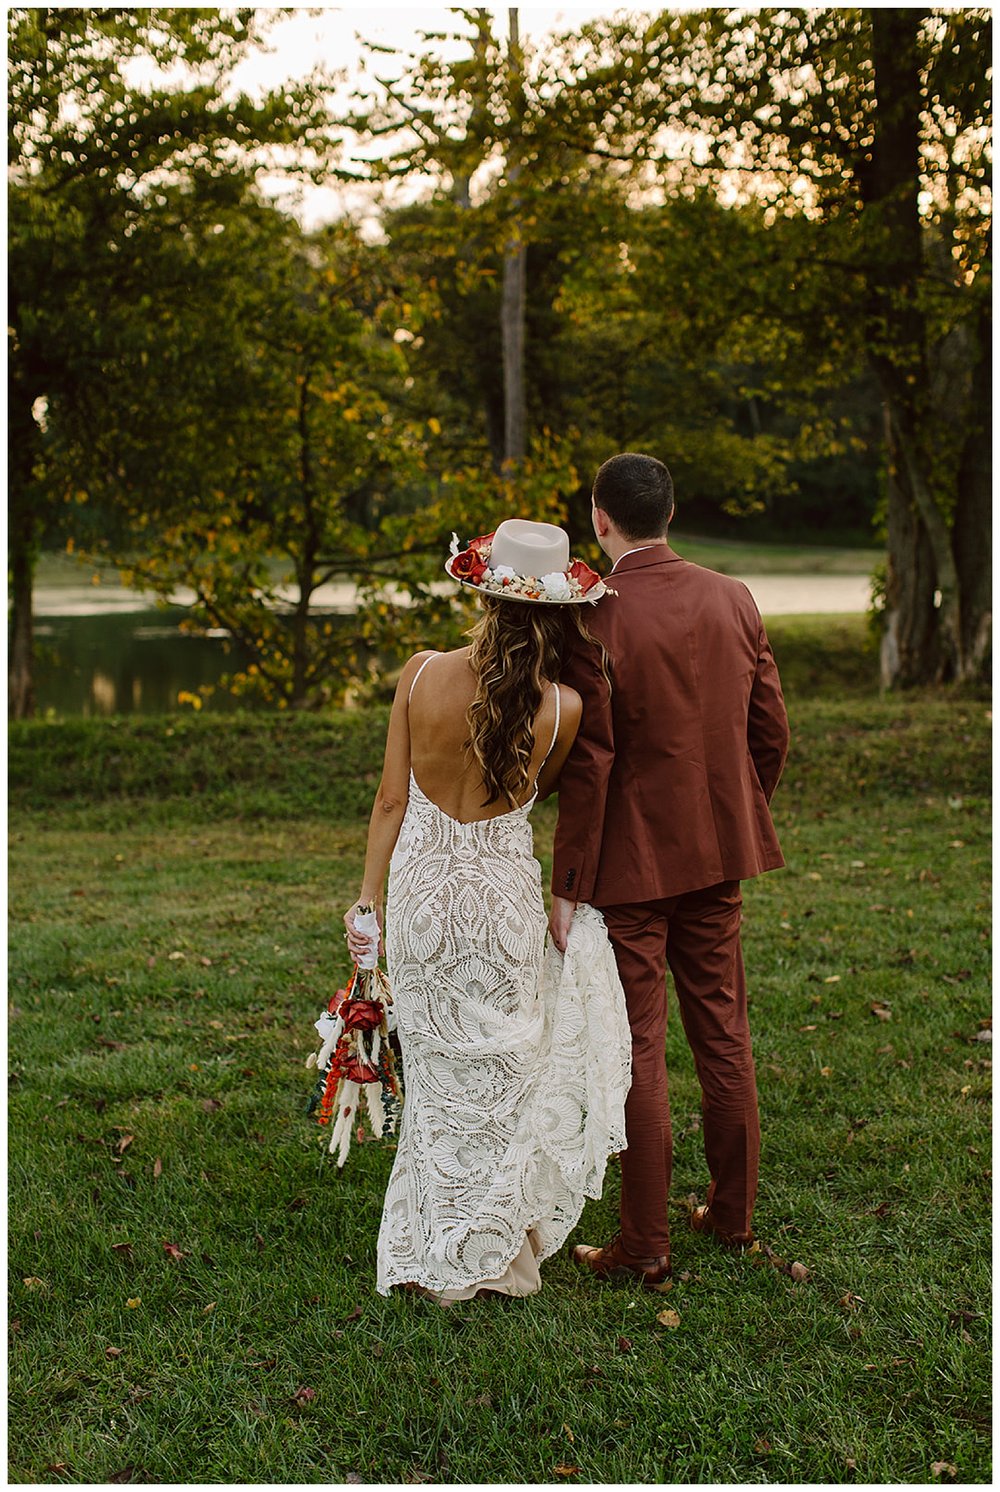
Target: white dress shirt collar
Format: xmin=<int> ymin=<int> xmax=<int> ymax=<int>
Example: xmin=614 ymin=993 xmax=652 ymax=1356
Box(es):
xmin=610 ymin=545 xmax=661 ymax=575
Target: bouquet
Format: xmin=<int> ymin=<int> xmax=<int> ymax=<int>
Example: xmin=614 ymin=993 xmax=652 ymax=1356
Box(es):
xmin=305 ymin=905 xmax=403 ymax=1167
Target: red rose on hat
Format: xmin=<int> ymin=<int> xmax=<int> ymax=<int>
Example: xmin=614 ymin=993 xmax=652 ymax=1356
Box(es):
xmin=451 ymin=547 xmax=489 ymax=584
xmin=467 ymin=531 xmax=495 ymax=555
xmin=568 ymin=559 xmax=602 ymax=594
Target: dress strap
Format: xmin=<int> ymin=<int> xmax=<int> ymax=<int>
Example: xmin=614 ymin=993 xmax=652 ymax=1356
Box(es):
xmin=536 ymin=684 xmax=562 ymax=777
xmin=407 ymin=652 xmax=439 ymax=704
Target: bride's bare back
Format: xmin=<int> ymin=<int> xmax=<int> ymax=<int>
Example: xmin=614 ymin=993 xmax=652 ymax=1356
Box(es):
xmin=407 ymin=648 xmax=580 ymax=823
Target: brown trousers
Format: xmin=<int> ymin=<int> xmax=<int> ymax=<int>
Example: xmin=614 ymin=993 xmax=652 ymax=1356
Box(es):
xmin=599 ymin=881 xmax=760 ymax=1262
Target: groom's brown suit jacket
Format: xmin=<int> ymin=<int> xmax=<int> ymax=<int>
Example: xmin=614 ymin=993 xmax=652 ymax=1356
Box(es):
xmin=552 ymin=546 xmax=789 ymax=906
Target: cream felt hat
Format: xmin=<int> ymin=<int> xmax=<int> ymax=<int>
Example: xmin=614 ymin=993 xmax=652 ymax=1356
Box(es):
xmin=445 ymin=519 xmax=608 ymax=605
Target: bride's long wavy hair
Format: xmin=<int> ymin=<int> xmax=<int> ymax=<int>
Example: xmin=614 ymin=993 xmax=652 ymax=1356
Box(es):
xmin=466 ymin=597 xmax=610 ymax=807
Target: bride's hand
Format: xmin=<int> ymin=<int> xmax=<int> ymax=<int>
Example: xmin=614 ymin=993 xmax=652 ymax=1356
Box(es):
xmin=344 ymin=901 xmax=383 ymax=960
xmin=548 ymin=895 xmax=577 ymax=954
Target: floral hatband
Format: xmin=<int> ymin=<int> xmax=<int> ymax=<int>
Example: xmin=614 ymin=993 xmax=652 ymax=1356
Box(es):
xmin=446 ymin=532 xmax=609 ymax=605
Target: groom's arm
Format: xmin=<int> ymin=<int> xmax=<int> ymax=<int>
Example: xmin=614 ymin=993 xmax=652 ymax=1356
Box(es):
xmin=550 ymin=632 xmax=616 ymax=905
xmin=747 ymin=620 xmax=790 ymax=803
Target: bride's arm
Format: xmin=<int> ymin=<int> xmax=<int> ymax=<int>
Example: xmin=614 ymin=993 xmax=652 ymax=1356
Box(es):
xmin=344 ymin=651 xmax=432 ymax=957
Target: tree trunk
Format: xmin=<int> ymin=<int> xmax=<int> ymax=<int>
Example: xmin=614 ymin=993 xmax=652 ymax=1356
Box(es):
xmin=501 ymin=7 xmax=526 ymax=465
xmin=867 ymin=8 xmax=957 ymax=687
xmin=951 ymin=300 xmax=992 ymax=682
xmin=880 ymin=407 xmax=943 ymax=688
xmin=8 ymin=377 xmax=42 ymax=719
xmin=8 ymin=523 xmax=36 ymax=720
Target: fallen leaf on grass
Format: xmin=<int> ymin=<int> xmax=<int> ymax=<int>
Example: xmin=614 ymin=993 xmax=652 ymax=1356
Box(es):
xmin=105 ymin=1346 xmax=123 ymax=1358
xmin=931 ymin=1462 xmax=958 ymax=1482
xmin=152 ymin=1157 xmax=163 ymax=1179
xmin=616 ymin=1336 xmax=633 ymax=1353
xmin=839 ymin=1291 xmax=864 ymax=1310
xmin=753 ymin=1438 xmax=772 ymax=1454
xmin=44 ymin=1465 xmax=70 ymax=1476
xmin=115 ymin=1134 xmax=134 ymax=1154
xmin=108 ymin=1467 xmax=140 ymax=1483
xmin=201 ymin=1098 xmax=222 ymax=1113
xmin=345 ymin=1476 xmax=363 ymax=1485
xmin=290 ymin=1385 xmax=316 ymax=1405
xmin=947 ymin=1309 xmax=981 ymax=1331
xmin=125 ymin=1298 xmax=141 ymax=1309
xmin=870 ymin=1002 xmax=892 ymax=1022
xmin=553 ymin=1465 xmax=580 ymax=1478
xmin=656 ymin=1308 xmax=681 ymax=1329
xmin=344 ymin=1304 xmax=363 ymax=1323
xmin=760 ymin=1244 xmax=812 ymax=1283
xmin=110 ymin=1242 xmax=133 ymax=1257
xmin=202 ymin=1302 xmax=216 ymax=1314
xmin=562 ymin=1424 xmax=575 ymax=1443
xmin=22 ymin=1277 xmax=48 ymax=1290
xmin=162 ymin=1241 xmax=187 ymax=1261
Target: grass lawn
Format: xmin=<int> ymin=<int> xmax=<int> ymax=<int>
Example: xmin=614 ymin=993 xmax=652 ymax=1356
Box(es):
xmin=8 ymin=632 xmax=990 ymax=1484
xmin=669 ymin=535 xmax=883 ymax=576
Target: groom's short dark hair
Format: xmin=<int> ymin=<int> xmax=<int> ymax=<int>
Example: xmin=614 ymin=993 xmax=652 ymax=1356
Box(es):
xmin=593 ymin=452 xmax=674 ymax=541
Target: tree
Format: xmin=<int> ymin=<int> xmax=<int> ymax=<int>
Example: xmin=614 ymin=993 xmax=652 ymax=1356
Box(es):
xmin=557 ymin=6 xmax=990 ymax=683
xmin=7 ymin=5 xmax=333 ymax=715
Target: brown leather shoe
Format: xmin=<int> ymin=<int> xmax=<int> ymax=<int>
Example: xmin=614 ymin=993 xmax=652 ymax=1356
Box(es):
xmin=689 ymin=1205 xmax=757 ymax=1252
xmin=573 ymin=1235 xmax=672 ymax=1291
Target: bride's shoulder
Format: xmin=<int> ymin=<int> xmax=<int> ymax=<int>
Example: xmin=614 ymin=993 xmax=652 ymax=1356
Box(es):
xmin=555 ymin=682 xmax=583 ymax=735
xmin=397 ymin=647 xmax=473 ymax=704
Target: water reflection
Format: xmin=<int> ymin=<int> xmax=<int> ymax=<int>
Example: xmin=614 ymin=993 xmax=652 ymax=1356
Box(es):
xmin=34 ymin=609 xmax=256 ymax=716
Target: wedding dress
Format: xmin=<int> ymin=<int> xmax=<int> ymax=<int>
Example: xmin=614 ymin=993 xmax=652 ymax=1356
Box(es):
xmin=376 ymin=656 xmax=631 ymax=1301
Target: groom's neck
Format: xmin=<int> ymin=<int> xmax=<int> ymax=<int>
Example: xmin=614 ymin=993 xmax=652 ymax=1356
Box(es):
xmin=600 ymin=532 xmax=670 ymax=566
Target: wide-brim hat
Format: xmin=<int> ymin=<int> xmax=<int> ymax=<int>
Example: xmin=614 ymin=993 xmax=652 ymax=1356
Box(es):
xmin=445 ymin=519 xmax=608 ymax=605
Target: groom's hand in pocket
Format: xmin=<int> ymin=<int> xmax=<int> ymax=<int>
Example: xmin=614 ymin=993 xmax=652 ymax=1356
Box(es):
xmin=548 ymin=895 xmax=577 ymax=954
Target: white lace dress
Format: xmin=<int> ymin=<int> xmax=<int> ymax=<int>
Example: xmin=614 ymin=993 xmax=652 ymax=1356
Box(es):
xmin=377 ymin=662 xmax=631 ymax=1301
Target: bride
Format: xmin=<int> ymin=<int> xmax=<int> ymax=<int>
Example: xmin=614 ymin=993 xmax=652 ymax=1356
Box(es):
xmin=344 ymin=519 xmax=631 ymax=1305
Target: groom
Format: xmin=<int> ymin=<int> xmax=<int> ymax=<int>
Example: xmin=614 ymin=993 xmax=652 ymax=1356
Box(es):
xmin=548 ymin=451 xmax=789 ymax=1287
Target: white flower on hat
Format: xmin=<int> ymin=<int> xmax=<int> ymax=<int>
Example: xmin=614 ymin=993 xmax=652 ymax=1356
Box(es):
xmin=449 ymin=532 xmax=461 ymax=557
xmin=541 ymin=571 xmax=572 ymax=601
xmin=492 ymin=564 xmax=516 ymax=580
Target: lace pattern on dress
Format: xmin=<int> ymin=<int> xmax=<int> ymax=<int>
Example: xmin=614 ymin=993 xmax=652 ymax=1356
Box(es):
xmin=377 ymin=762 xmax=631 ymax=1297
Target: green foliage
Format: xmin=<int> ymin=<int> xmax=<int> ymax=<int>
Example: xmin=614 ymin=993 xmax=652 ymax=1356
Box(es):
xmin=7 ymin=5 xmax=337 ymax=712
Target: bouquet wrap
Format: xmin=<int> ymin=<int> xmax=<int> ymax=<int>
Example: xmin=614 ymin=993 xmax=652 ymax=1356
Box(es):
xmin=305 ymin=906 xmax=402 ymax=1167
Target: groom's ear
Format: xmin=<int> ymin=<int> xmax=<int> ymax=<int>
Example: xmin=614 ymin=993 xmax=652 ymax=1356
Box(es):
xmin=592 ymin=505 xmax=611 ymax=540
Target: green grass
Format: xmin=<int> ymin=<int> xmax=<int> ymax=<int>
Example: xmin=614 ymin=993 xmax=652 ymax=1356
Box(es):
xmin=8 ymin=652 xmax=990 ymax=1483
xmin=670 ymin=534 xmax=882 ymax=575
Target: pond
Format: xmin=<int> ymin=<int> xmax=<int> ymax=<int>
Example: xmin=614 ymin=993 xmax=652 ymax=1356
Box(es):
xmin=33 ymin=608 xmax=259 ymax=717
